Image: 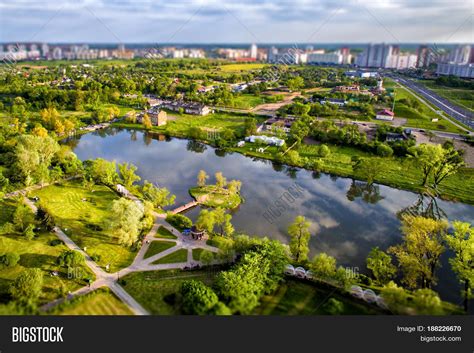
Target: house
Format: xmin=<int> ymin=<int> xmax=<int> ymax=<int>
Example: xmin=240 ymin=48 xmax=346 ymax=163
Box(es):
xmin=385 ymin=132 xmax=405 ymax=142
xmin=375 ymin=109 xmax=395 ymax=121
xmin=149 ymin=110 xmax=167 ymax=126
xmin=245 ymin=135 xmax=285 ymax=147
xmin=264 ymin=118 xmax=293 ymax=133
xmin=320 ymin=98 xmax=347 ymax=107
xmin=161 ymin=100 xmax=211 ymax=115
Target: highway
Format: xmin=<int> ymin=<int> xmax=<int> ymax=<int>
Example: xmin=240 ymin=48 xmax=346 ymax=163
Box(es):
xmin=389 ymin=74 xmax=474 ymax=131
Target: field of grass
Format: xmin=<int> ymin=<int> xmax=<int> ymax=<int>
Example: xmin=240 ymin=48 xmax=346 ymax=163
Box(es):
xmin=49 ymin=287 xmax=133 ymax=315
xmin=151 ymin=249 xmax=188 ymax=264
xmin=254 ymin=278 xmax=382 ymax=315
xmin=29 ymin=180 xmax=136 ymax=272
xmin=189 ymin=185 xmax=241 ymax=209
xmin=122 ymin=269 xmax=216 ymax=314
xmin=143 ymin=241 xmax=176 ymax=259
xmin=0 ymin=199 xmax=91 ymax=306
xmin=192 ymin=248 xmax=204 ymax=261
xmin=228 ymin=94 xmax=267 ymax=109
xmin=219 ymin=63 xmax=267 ymax=72
xmin=421 ymin=80 xmax=474 ymax=113
xmin=155 ymin=226 xmax=177 ymax=239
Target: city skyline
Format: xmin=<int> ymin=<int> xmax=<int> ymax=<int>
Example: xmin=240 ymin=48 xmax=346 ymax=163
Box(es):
xmin=0 ymin=0 xmax=472 ymax=43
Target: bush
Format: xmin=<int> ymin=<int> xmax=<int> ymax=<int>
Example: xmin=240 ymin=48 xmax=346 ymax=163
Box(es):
xmin=49 ymin=239 xmax=63 ymax=246
xmin=181 ymin=280 xmax=220 ymax=315
xmin=323 ymin=298 xmax=345 ymax=315
xmin=376 ymin=143 xmax=393 ymax=157
xmin=165 ymin=214 xmax=192 ymax=231
xmin=0 ymin=252 xmax=20 ymax=267
xmin=318 ymin=144 xmax=331 ymax=157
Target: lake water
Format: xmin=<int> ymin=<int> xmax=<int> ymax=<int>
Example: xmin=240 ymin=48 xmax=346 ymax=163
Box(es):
xmin=66 ymin=128 xmax=474 ymax=305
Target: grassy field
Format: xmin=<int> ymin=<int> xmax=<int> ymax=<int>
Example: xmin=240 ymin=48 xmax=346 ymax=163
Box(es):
xmin=228 ymin=94 xmax=267 ymax=109
xmin=155 ymin=226 xmax=177 ymax=239
xmin=421 ymin=80 xmax=474 ymax=113
xmin=29 ymin=180 xmax=136 ymax=272
xmin=0 ymin=199 xmax=91 ymax=306
xmin=143 ymin=241 xmax=176 ymax=259
xmin=192 ymin=248 xmax=204 ymax=261
xmin=254 ymin=278 xmax=382 ymax=315
xmin=151 ymin=249 xmax=188 ymax=264
xmin=49 ymin=287 xmax=133 ymax=315
xmin=122 ymin=269 xmax=216 ymax=314
xmin=115 ymin=111 xmax=265 ymax=138
xmin=189 ymin=185 xmax=241 ymax=209
xmin=219 ymin=63 xmax=267 ymax=72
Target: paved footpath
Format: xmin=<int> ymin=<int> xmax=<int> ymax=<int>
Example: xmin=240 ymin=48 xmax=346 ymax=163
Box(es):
xmin=24 ymin=194 xmax=219 ymax=315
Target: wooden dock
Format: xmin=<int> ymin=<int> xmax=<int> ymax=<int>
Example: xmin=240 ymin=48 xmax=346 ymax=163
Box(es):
xmin=170 ymin=200 xmax=199 ymax=214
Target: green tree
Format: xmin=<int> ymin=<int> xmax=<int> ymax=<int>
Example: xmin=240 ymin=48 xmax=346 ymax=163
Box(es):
xmin=389 ymin=216 xmax=447 ymax=289
xmin=10 ymin=268 xmax=43 ymax=307
xmin=318 ymin=144 xmax=330 ymax=158
xmin=118 ymin=162 xmax=141 ymax=189
xmin=366 ymin=247 xmax=397 ymax=284
xmin=141 ymin=181 xmax=175 ymax=208
xmin=86 ymin=158 xmax=117 ymax=186
xmin=57 ymin=250 xmax=85 ymax=268
xmin=323 ymin=298 xmax=345 ymax=315
xmin=412 ymin=288 xmax=444 ymax=315
xmin=353 ymin=158 xmax=382 ymax=186
xmin=199 ymin=250 xmax=215 ymax=266
xmin=181 ymin=280 xmax=219 ymax=315
xmin=0 ymin=252 xmax=20 ymax=267
xmin=215 ymin=172 xmax=227 ymax=189
xmin=23 ymin=224 xmax=35 ymax=240
xmin=287 ymin=76 xmax=304 ymax=91
xmin=197 ymin=170 xmax=209 ymax=187
xmin=111 ymin=198 xmax=144 ymax=247
xmin=196 ymin=209 xmax=215 ymax=234
xmin=311 ymin=253 xmax=337 ymax=280
xmin=444 ymin=221 xmax=474 ymax=312
xmin=288 ymin=215 xmax=311 ymax=263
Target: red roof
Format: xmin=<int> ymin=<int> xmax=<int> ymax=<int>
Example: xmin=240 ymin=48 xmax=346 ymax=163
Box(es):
xmin=377 ymin=109 xmax=395 ymax=116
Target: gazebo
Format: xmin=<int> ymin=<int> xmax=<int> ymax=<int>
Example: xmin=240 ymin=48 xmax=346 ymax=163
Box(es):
xmin=294 ymin=266 xmax=306 ymax=278
xmin=284 ymin=264 xmax=295 ymax=276
xmin=190 ymin=225 xmax=205 ymax=240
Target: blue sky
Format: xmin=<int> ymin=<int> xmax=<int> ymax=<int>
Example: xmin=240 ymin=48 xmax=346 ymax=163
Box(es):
xmin=0 ymin=0 xmax=472 ymax=43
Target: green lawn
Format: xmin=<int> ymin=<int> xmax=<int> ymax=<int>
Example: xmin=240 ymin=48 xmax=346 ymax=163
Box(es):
xmin=227 ymin=94 xmax=266 ymax=109
xmin=192 ymin=248 xmax=204 ymax=261
xmin=143 ymin=241 xmax=176 ymax=259
xmin=0 ymin=199 xmax=91 ymax=306
xmin=189 ymin=185 xmax=242 ymax=209
xmin=151 ymin=249 xmax=188 ymax=264
xmin=254 ymin=278 xmax=382 ymax=315
xmin=155 ymin=226 xmax=177 ymax=239
xmin=121 ymin=269 xmax=216 ymax=314
xmin=49 ymin=287 xmax=133 ymax=315
xmin=29 ymin=180 xmax=136 ymax=272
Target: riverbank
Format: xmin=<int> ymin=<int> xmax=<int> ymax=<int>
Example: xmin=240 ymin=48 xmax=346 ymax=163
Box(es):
xmin=111 ymin=122 xmax=474 ymax=205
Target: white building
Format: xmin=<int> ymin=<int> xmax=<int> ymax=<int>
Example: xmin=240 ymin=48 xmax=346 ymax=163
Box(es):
xmin=250 ymin=43 xmax=258 ymax=59
xmin=307 ymin=52 xmax=343 ymax=65
xmin=436 ymin=63 xmax=474 ymax=79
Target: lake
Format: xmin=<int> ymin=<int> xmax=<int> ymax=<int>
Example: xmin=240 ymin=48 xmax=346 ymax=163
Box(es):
xmin=66 ymin=128 xmax=474 ymax=305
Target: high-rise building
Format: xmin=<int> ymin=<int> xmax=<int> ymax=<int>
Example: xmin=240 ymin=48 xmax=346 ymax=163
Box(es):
xmin=250 ymin=43 xmax=257 ymax=59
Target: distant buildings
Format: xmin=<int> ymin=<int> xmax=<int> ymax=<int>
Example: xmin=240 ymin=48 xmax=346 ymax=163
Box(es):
xmin=355 ymin=44 xmax=417 ymax=69
xmin=436 ymin=44 xmax=474 ymax=79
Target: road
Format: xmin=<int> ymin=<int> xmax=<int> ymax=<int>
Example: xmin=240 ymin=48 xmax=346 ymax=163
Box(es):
xmin=389 ymin=74 xmax=474 ymax=131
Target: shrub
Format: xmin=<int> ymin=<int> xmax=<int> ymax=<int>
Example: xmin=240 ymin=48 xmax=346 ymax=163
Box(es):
xmin=1 ymin=252 xmax=20 ymax=267
xmin=318 ymin=144 xmax=331 ymax=157
xmin=376 ymin=143 xmax=393 ymax=157
xmin=165 ymin=214 xmax=192 ymax=231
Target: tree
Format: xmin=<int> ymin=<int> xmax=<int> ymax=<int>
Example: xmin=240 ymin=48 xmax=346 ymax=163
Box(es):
xmin=353 ymin=158 xmax=382 ymax=186
xmin=31 ymin=124 xmax=48 ymax=138
xmin=181 ymin=280 xmax=220 ymax=315
xmin=199 ymin=250 xmax=215 ymax=266
xmin=197 ymin=170 xmax=209 ymax=187
xmin=227 ymin=180 xmax=242 ymax=194
xmin=0 ymin=252 xmax=20 ymax=267
xmin=223 ymin=214 xmax=234 ymax=237
xmin=215 ymin=172 xmax=227 ymax=189
xmin=412 ymin=288 xmax=444 ymax=315
xmin=142 ymin=181 xmax=175 ymax=208
xmin=212 ymin=208 xmax=226 ymax=236
xmin=318 ymin=144 xmax=330 ymax=158
xmin=380 ymin=281 xmax=408 ymax=312
xmin=23 ymin=224 xmax=35 ymax=240
xmin=111 ymin=198 xmax=144 ymax=247
xmin=288 ymin=215 xmax=311 ymax=263
xmin=86 ymin=158 xmax=117 ymax=186
xmin=376 ymin=143 xmax=393 ymax=157
xmin=389 ymin=215 xmax=447 ymax=289
xmin=196 ymin=209 xmax=215 ymax=234
xmin=287 ymin=76 xmax=304 ymax=91
xmin=118 ymin=162 xmax=141 ymax=189
xmin=9 ymin=268 xmax=43 ymax=307
xmin=142 ymin=113 xmax=152 ymax=130
xmin=311 ymin=253 xmax=337 ymax=280
xmin=366 ymin=247 xmax=396 ymax=284
xmin=323 ymin=298 xmax=344 ymax=315
xmin=444 ymin=221 xmax=474 ymax=312
xmin=13 ymin=202 xmax=32 ymax=232
xmin=244 ymin=118 xmax=257 ymax=136
xmin=57 ymin=250 xmax=84 ymax=268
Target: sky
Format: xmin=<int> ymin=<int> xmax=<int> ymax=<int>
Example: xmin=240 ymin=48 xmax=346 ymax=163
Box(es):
xmin=0 ymin=0 xmax=472 ymax=44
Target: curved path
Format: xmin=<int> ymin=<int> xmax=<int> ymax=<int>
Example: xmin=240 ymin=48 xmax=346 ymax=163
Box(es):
xmin=19 ymin=191 xmax=219 ymax=315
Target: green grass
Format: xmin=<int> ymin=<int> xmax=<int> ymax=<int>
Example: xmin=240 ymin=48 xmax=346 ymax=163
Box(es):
xmin=219 ymin=63 xmax=267 ymax=72
xmin=29 ymin=180 xmax=136 ymax=272
xmin=192 ymin=248 xmax=204 ymax=261
xmin=189 ymin=185 xmax=241 ymax=209
xmin=155 ymin=226 xmax=177 ymax=239
xmin=121 ymin=269 xmax=216 ymax=314
xmin=143 ymin=241 xmax=176 ymax=259
xmin=254 ymin=278 xmax=382 ymax=315
xmin=49 ymin=287 xmax=133 ymax=315
xmin=227 ymin=94 xmax=267 ymax=109
xmin=0 ymin=199 xmax=92 ymax=306
xmin=151 ymin=249 xmax=188 ymax=264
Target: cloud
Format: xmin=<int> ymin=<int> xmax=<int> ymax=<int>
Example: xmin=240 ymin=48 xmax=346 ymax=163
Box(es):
xmin=0 ymin=0 xmax=471 ymax=42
